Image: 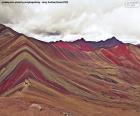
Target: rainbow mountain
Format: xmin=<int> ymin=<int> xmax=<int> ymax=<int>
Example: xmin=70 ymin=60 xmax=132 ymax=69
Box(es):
xmin=0 ymin=24 xmax=140 ymax=116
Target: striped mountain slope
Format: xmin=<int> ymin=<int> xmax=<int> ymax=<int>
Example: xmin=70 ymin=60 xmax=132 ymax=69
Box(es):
xmin=0 ymin=24 xmax=140 ymax=116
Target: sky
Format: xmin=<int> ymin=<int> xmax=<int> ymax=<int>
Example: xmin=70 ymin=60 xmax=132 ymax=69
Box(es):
xmin=0 ymin=0 xmax=140 ymax=44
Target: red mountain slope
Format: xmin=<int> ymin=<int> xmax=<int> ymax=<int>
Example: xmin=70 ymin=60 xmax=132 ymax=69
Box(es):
xmin=0 ymin=24 xmax=140 ymax=116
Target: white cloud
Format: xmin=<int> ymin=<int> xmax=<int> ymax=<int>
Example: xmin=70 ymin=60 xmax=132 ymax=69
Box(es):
xmin=0 ymin=0 xmax=140 ymax=44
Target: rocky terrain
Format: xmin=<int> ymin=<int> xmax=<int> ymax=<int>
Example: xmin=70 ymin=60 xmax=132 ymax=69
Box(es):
xmin=0 ymin=24 xmax=140 ymax=116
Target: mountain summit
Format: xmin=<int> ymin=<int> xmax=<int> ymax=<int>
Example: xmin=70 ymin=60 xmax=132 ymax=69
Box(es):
xmin=0 ymin=24 xmax=140 ymax=116
xmin=87 ymin=36 xmax=123 ymax=49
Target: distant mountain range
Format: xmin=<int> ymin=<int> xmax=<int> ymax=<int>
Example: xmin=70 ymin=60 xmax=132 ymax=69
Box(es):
xmin=0 ymin=24 xmax=140 ymax=116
